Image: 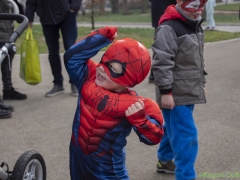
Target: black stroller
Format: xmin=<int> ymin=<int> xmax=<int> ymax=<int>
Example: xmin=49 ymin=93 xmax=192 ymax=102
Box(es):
xmin=0 ymin=13 xmax=46 ymax=180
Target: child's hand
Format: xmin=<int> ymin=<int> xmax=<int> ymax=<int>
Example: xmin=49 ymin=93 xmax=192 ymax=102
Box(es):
xmin=161 ymin=94 xmax=175 ymax=109
xmin=204 ymin=88 xmax=207 ymax=95
xmin=96 ymin=26 xmax=118 ymax=41
xmin=125 ymin=99 xmax=144 ymax=116
xmin=112 ymin=32 xmax=118 ymax=40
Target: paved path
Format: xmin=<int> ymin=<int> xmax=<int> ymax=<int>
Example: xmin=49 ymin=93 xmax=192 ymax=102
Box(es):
xmin=0 ymin=37 xmax=240 ymax=179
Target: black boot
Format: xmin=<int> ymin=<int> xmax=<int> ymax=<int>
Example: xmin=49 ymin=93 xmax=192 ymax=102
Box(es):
xmin=3 ymin=87 xmax=27 ymax=100
xmin=0 ymin=99 xmax=14 ymax=111
xmin=0 ymin=108 xmax=12 ymax=119
xmin=149 ymin=69 xmax=155 ymax=83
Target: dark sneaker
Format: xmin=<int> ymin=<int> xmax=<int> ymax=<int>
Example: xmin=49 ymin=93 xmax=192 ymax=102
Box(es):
xmin=211 ymin=27 xmax=216 ymax=31
xmin=0 ymin=99 xmax=14 ymax=111
xmin=71 ymin=84 xmax=78 ymax=97
xmin=3 ymin=88 xmax=27 ymax=100
xmin=0 ymin=108 xmax=12 ymax=119
xmin=45 ymin=85 xmax=64 ymax=97
xmin=156 ymin=160 xmax=175 ymax=174
xmin=205 ymin=27 xmax=210 ymax=31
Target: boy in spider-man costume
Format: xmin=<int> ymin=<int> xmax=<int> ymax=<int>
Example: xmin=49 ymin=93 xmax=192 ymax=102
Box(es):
xmin=64 ymin=26 xmax=164 ymax=180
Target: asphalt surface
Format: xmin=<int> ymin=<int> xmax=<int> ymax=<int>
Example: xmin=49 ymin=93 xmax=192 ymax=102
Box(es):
xmin=0 ymin=29 xmax=240 ymax=180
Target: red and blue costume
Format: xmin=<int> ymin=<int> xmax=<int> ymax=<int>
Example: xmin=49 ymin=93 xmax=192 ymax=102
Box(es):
xmin=64 ymin=27 xmax=164 ymax=180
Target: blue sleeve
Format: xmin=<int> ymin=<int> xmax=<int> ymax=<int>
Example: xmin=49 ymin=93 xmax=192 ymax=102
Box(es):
xmin=64 ymin=34 xmax=112 ymax=89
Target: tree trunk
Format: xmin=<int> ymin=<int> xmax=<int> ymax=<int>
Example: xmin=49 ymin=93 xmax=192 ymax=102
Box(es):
xmin=98 ymin=0 xmax=106 ymax=15
xmin=91 ymin=0 xmax=95 ymax=30
xmin=122 ymin=0 xmax=129 ymax=15
xmin=111 ymin=0 xmax=119 ymax=13
xmin=141 ymin=0 xmax=147 ymax=14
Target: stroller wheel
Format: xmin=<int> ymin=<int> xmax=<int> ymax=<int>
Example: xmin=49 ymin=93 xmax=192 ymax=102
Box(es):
xmin=11 ymin=150 xmax=46 ymax=180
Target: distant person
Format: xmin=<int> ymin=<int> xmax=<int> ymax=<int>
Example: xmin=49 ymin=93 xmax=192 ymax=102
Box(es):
xmin=0 ymin=0 xmax=27 ymax=101
xmin=148 ymin=0 xmax=176 ymax=83
xmin=25 ymin=0 xmax=82 ymax=97
xmin=152 ymin=0 xmax=208 ymax=178
xmin=64 ymin=27 xmax=164 ymax=180
xmin=205 ymin=0 xmax=216 ymax=30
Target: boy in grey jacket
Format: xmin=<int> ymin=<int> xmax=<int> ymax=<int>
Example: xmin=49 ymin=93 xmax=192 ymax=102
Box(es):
xmin=151 ymin=0 xmax=208 ymax=179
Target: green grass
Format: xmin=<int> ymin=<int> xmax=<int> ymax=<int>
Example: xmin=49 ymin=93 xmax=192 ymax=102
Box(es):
xmin=78 ymin=6 xmax=240 ymax=24
xmin=78 ymin=9 xmax=151 ymax=23
xmin=79 ymin=13 xmax=240 ymax=24
xmin=215 ymin=3 xmax=240 ymax=11
xmin=204 ymin=30 xmax=240 ymax=42
xmin=14 ymin=25 xmax=240 ymax=54
xmin=213 ymin=13 xmax=239 ymax=23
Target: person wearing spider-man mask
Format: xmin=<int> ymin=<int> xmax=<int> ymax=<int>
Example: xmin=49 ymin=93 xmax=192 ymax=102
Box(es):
xmin=151 ymin=0 xmax=208 ymax=179
xmin=64 ymin=27 xmax=164 ymax=180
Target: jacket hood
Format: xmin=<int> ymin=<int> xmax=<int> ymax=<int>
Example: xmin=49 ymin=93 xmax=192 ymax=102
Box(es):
xmin=158 ymin=5 xmax=186 ymax=25
xmin=158 ymin=5 xmax=203 ymax=29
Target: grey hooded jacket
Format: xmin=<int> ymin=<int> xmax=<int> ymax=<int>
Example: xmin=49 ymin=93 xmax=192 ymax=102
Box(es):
xmin=152 ymin=5 xmax=207 ymax=106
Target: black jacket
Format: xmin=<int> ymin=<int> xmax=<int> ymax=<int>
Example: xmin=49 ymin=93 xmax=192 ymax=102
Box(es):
xmin=150 ymin=0 xmax=176 ymax=28
xmin=25 ymin=0 xmax=82 ymax=25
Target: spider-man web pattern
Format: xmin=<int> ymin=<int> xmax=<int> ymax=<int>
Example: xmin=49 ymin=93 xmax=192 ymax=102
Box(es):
xmin=64 ymin=27 xmax=164 ymax=180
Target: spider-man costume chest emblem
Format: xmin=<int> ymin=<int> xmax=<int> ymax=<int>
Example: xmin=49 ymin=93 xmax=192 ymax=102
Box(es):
xmin=97 ymin=95 xmax=110 ymax=112
xmin=78 ymin=79 xmax=138 ymax=155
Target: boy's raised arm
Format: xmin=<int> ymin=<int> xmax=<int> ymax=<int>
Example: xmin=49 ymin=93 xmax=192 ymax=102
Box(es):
xmin=64 ymin=27 xmax=117 ymax=88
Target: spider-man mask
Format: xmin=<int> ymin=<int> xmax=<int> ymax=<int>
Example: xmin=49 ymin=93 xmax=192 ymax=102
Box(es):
xmin=181 ymin=0 xmax=207 ymax=12
xmin=97 ymin=38 xmax=151 ymax=87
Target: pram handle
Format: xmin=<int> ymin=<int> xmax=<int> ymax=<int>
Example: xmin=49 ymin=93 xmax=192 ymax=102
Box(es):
xmin=0 ymin=13 xmax=29 ymax=43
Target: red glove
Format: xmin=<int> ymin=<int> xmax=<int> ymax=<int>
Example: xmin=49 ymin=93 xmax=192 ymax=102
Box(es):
xmin=90 ymin=26 xmax=118 ymax=41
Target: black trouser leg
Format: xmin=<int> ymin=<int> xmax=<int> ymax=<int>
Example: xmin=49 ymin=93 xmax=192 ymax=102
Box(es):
xmin=149 ymin=68 xmax=155 ymax=83
xmin=150 ymin=69 xmax=154 ymax=77
xmin=1 ymin=53 xmax=13 ymax=90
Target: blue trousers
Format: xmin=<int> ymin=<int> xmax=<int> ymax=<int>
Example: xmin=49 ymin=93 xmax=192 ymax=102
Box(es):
xmin=69 ymin=143 xmax=129 ymax=180
xmin=42 ymin=12 xmax=77 ymax=86
xmin=157 ymin=105 xmax=198 ymax=180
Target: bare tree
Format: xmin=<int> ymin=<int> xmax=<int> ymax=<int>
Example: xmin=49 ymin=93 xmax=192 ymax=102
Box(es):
xmin=91 ymin=0 xmax=95 ymax=30
xmin=122 ymin=0 xmax=129 ymax=15
xmin=111 ymin=0 xmax=119 ymax=13
xmin=98 ymin=0 xmax=106 ymax=14
xmin=141 ymin=0 xmax=147 ymax=13
xmin=86 ymin=0 xmax=107 ymax=29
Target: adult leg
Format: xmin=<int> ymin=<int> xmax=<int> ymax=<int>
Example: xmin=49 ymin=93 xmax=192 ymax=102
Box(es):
xmin=60 ymin=12 xmax=78 ymax=96
xmin=205 ymin=1 xmax=211 ymax=29
xmin=60 ymin=12 xmax=77 ymax=52
xmin=42 ymin=25 xmax=63 ymax=87
xmin=167 ymin=105 xmax=198 ymax=180
xmin=209 ymin=0 xmax=215 ymax=29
